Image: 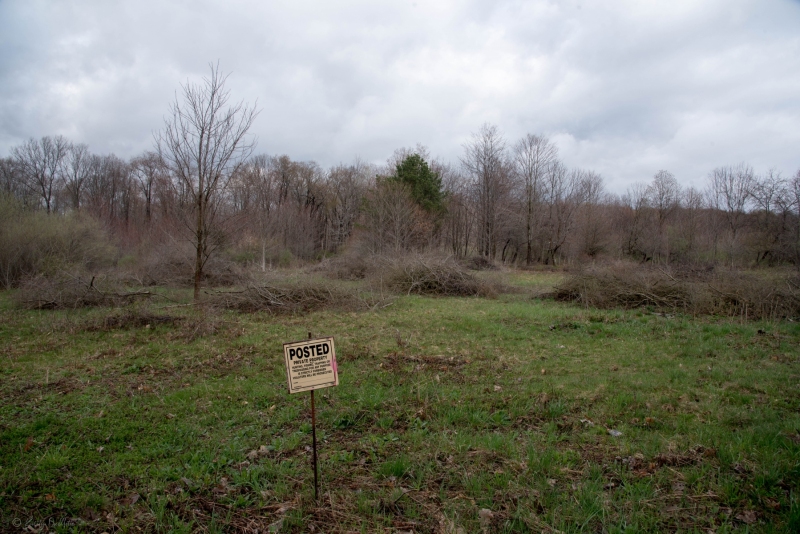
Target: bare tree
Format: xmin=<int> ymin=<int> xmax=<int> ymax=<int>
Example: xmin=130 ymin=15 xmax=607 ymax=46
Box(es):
xmin=83 ymin=154 xmax=131 ymax=231
xmin=789 ymin=170 xmax=800 ymax=268
xmin=461 ymin=124 xmax=509 ymax=259
xmin=574 ymin=171 xmax=608 ymax=259
xmin=620 ymin=182 xmax=651 ymax=260
xmin=749 ymin=169 xmax=788 ymax=263
xmin=155 ymin=64 xmax=258 ymax=300
xmin=361 ymin=180 xmax=427 ymax=254
xmin=676 ymin=186 xmax=705 ymax=262
xmin=324 ymin=160 xmax=370 ymax=253
xmin=647 ymin=170 xmax=680 ymax=262
xmin=130 ymin=151 xmax=166 ymax=224
xmin=540 ymin=164 xmax=587 ymax=264
xmin=12 ymin=136 xmax=71 ymax=213
xmin=62 ymin=143 xmax=91 ymax=211
xmin=512 ymin=134 xmax=557 ymax=264
xmin=437 ymin=164 xmax=472 ymax=257
xmin=707 ymin=163 xmax=753 ymax=262
xmin=0 ymin=157 xmax=25 ymax=201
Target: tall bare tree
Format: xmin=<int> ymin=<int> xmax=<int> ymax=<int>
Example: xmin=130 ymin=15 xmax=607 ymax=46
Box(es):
xmin=789 ymin=170 xmax=800 ymax=268
xmin=513 ymin=134 xmax=557 ymax=264
xmin=647 ymin=170 xmax=680 ymax=262
xmin=620 ymin=182 xmax=651 ymax=260
xmin=749 ymin=169 xmax=788 ymax=263
xmin=574 ymin=171 xmax=607 ymax=259
xmin=12 ymin=136 xmax=71 ymax=213
xmin=707 ymin=163 xmax=753 ymax=261
xmin=540 ymin=164 xmax=588 ymax=264
xmin=323 ymin=161 xmax=370 ymax=253
xmin=461 ymin=124 xmax=509 ymax=259
xmin=0 ymin=157 xmax=24 ymax=201
xmin=130 ymin=151 xmax=166 ymax=224
xmin=361 ymin=180 xmax=427 ymax=254
xmin=63 ymin=143 xmax=91 ymax=211
xmin=156 ymin=64 xmax=258 ymax=300
xmin=676 ymin=186 xmax=705 ymax=262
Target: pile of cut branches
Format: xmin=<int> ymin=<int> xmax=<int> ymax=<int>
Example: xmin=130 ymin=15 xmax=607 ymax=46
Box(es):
xmin=554 ymin=263 xmax=800 ymax=319
xmin=385 ymin=256 xmax=497 ymax=297
xmin=206 ymin=282 xmax=360 ymax=314
xmin=14 ymin=273 xmax=152 ymax=310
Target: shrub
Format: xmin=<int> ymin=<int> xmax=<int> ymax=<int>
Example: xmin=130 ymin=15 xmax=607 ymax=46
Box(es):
xmin=0 ymin=195 xmax=117 ymax=288
xmin=319 ymin=253 xmax=371 ymax=281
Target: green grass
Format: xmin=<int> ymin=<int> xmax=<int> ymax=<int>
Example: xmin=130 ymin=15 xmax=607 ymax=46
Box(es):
xmin=0 ymin=277 xmax=799 ymax=532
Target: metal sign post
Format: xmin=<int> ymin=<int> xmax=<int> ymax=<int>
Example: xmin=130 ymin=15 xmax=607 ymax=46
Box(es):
xmin=310 ymin=389 xmax=318 ymax=498
xmin=282 ymin=332 xmax=339 ymax=501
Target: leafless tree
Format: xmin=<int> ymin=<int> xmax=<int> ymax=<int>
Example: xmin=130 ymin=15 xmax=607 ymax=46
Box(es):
xmin=676 ymin=186 xmax=705 ymax=262
xmin=749 ymin=169 xmax=788 ymax=263
xmin=0 ymin=157 xmax=25 ymax=201
xmin=62 ymin=143 xmax=91 ymax=211
xmin=540 ymin=164 xmax=588 ymax=264
xmin=788 ymin=170 xmax=800 ymax=267
xmin=461 ymin=124 xmax=509 ymax=259
xmin=438 ymin=164 xmax=472 ymax=257
xmin=707 ymin=163 xmax=753 ymax=262
xmin=83 ymin=154 xmax=132 ymax=231
xmin=620 ymin=182 xmax=651 ymax=260
xmin=130 ymin=151 xmax=166 ymax=224
xmin=512 ymin=134 xmax=557 ymax=264
xmin=361 ymin=180 xmax=427 ymax=254
xmin=647 ymin=170 xmax=680 ymax=261
xmin=155 ymin=63 xmax=258 ymax=300
xmin=324 ymin=160 xmax=371 ymax=253
xmin=12 ymin=136 xmax=71 ymax=213
xmin=574 ymin=171 xmax=608 ymax=259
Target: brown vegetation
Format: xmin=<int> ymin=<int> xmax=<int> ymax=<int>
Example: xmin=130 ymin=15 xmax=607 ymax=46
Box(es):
xmin=205 ymin=279 xmax=365 ymax=314
xmin=383 ymin=256 xmax=500 ymax=297
xmin=13 ymin=273 xmax=152 ymax=310
xmin=555 ymin=263 xmax=800 ymax=319
xmin=0 ymin=195 xmax=116 ymax=288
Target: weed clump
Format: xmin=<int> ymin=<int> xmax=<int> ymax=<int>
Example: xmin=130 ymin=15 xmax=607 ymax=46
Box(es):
xmin=555 ymin=263 xmax=800 ymax=319
xmin=319 ymin=253 xmax=370 ymax=281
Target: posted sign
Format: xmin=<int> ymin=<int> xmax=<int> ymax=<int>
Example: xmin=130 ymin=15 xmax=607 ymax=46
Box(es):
xmin=283 ymin=337 xmax=339 ymax=394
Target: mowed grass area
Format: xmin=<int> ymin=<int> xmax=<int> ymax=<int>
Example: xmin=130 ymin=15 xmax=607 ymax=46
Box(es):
xmin=1 ymin=274 xmax=799 ymax=533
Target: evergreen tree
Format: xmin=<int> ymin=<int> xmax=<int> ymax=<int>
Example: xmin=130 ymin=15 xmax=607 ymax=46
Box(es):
xmin=391 ymin=154 xmax=445 ymax=214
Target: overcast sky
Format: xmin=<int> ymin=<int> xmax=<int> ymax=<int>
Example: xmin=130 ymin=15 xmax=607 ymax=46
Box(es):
xmin=1 ymin=0 xmax=799 ymax=192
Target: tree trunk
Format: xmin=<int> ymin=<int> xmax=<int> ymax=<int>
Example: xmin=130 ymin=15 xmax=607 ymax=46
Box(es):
xmin=194 ymin=194 xmax=204 ymax=301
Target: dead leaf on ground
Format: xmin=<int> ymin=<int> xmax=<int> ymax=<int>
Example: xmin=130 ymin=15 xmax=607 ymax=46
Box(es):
xmin=478 ymin=508 xmax=494 ymax=531
xmin=735 ymin=510 xmax=757 ymax=524
xmin=122 ymin=493 xmax=140 ymax=506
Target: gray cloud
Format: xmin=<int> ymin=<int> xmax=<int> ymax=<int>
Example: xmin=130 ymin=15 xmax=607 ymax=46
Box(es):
xmin=1 ymin=0 xmax=799 ymax=192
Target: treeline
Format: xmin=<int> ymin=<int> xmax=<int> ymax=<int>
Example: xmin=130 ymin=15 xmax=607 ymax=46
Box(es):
xmin=2 ymin=124 xmax=799 ymax=288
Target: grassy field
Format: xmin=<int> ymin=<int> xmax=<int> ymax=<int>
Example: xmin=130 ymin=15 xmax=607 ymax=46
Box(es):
xmin=1 ymin=272 xmax=799 ymax=533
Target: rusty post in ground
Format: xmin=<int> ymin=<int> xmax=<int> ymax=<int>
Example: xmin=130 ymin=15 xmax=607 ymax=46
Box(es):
xmin=309 ymin=332 xmax=319 ymax=501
